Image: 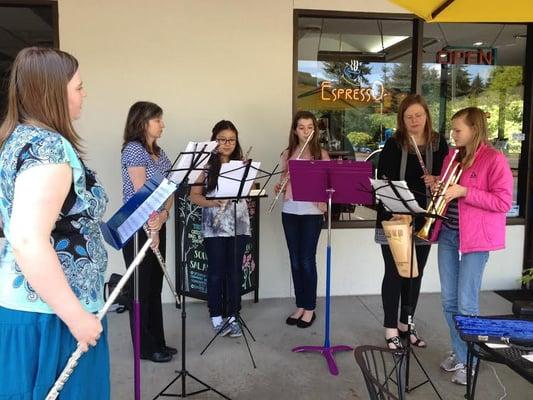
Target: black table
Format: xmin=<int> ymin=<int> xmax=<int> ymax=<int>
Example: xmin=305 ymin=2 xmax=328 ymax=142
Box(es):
xmin=464 ymin=328 xmax=533 ymax=399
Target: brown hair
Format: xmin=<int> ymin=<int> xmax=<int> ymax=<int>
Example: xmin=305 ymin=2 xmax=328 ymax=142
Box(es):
xmin=0 ymin=47 xmax=82 ymax=152
xmin=122 ymin=101 xmax=163 ymax=156
xmin=394 ymin=94 xmax=436 ymax=149
xmin=451 ymin=107 xmax=489 ymax=169
xmin=287 ymin=111 xmax=322 ymax=160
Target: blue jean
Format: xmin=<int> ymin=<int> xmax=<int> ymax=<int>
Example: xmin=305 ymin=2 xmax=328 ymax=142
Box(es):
xmin=204 ymin=236 xmax=248 ymax=318
xmin=438 ymin=226 xmax=489 ymax=364
xmin=282 ymin=212 xmax=323 ymax=310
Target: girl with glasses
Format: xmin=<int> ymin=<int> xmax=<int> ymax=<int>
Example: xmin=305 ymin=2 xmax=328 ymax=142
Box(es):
xmin=190 ymin=120 xmax=250 ymax=338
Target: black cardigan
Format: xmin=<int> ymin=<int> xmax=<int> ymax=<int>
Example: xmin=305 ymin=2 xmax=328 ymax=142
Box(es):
xmin=375 ymin=134 xmax=449 ymax=231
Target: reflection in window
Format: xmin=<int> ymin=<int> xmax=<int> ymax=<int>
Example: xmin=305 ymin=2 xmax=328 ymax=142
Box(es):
xmin=422 ymin=23 xmax=526 ymax=217
xmin=296 ymin=17 xmax=414 ymax=221
xmin=296 ymin=17 xmax=527 ymax=223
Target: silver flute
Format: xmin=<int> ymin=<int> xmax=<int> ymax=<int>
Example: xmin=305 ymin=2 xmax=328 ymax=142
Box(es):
xmin=268 ymin=131 xmax=314 ymax=213
xmin=142 ymin=224 xmax=181 ymax=306
xmin=212 ymin=146 xmax=253 ymax=229
xmin=45 ymin=238 xmax=153 ymax=400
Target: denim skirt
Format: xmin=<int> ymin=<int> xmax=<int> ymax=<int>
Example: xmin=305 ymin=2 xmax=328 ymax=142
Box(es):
xmin=0 ymin=306 xmax=110 ymax=399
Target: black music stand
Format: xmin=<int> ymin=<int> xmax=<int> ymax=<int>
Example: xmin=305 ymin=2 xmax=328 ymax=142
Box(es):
xmin=199 ymin=159 xmax=276 ymax=369
xmin=154 ymin=143 xmax=231 ymax=400
xmin=372 ymin=179 xmax=444 ymax=399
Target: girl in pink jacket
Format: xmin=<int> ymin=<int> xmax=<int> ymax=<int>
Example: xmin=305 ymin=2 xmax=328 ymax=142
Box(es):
xmin=434 ymin=107 xmax=513 ymax=386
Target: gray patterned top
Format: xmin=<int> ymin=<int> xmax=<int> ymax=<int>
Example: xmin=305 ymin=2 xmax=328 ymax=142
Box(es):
xmin=201 ymin=196 xmax=250 ymax=238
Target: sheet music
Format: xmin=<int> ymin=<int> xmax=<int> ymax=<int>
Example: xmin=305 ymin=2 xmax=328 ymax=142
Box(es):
xmin=117 ymin=178 xmax=177 ymax=243
xmin=370 ymin=178 xmax=426 ymax=213
xmin=167 ymin=141 xmax=217 ymax=184
xmin=212 ymin=160 xmax=260 ymax=198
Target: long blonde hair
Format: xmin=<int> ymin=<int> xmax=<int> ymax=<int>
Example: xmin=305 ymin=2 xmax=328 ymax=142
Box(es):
xmin=452 ymin=107 xmax=489 ymax=169
xmin=0 ymin=47 xmax=82 ymax=152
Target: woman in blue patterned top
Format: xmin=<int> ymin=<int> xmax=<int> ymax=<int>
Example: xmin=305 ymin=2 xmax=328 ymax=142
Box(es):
xmin=0 ymin=48 xmax=110 ymax=398
xmin=121 ymin=101 xmax=176 ymax=363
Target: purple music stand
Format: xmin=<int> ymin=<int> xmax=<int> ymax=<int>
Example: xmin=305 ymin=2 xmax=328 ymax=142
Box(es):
xmin=288 ymin=159 xmax=372 ymax=376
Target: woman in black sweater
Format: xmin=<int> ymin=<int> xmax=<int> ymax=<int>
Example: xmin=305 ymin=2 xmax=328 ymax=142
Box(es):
xmin=375 ymin=94 xmax=448 ymax=349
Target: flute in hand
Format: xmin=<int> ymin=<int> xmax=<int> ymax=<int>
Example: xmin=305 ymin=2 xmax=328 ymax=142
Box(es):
xmin=268 ymin=131 xmax=314 ymax=213
xmin=142 ymin=223 xmax=181 ymax=306
xmin=45 ymin=238 xmax=153 ymax=400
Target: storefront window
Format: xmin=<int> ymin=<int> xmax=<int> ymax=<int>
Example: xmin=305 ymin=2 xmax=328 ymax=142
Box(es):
xmin=296 ymin=15 xmax=528 ymax=225
xmin=296 ymin=16 xmax=414 ymax=222
xmin=421 ymin=23 xmax=527 ymax=217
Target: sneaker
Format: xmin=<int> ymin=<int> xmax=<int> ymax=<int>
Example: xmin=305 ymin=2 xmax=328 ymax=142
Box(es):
xmin=213 ymin=321 xmax=231 ymax=337
xmin=440 ymin=352 xmax=463 ymax=372
xmin=229 ymin=321 xmax=242 ymax=338
xmin=451 ymin=366 xmax=474 ymax=386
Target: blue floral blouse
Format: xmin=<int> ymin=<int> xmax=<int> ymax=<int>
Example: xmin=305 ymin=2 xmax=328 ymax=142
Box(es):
xmin=0 ymin=125 xmax=109 ymax=314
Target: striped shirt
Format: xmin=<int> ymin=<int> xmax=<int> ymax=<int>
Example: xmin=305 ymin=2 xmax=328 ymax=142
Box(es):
xmin=444 ymin=199 xmax=459 ymax=230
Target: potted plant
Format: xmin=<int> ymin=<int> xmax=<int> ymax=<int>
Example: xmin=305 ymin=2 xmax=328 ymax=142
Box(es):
xmin=513 ymin=268 xmax=533 ymax=317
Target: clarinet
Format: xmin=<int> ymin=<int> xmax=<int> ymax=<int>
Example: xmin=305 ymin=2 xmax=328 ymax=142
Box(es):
xmin=45 ymin=238 xmax=153 ymax=400
xmin=408 ymin=134 xmax=429 ymax=176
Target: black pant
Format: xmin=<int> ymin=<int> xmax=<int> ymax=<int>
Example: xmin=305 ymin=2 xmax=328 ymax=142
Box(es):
xmin=204 ymin=236 xmax=248 ymax=318
xmin=122 ymin=226 xmax=167 ymax=356
xmin=380 ymin=244 xmax=431 ymax=329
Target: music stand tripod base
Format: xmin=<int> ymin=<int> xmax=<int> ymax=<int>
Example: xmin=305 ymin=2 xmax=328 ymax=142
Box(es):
xmin=292 ymin=344 xmax=353 ymax=376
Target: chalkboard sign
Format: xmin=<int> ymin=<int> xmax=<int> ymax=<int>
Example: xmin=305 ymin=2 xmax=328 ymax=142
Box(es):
xmin=174 ymin=187 xmax=260 ymax=302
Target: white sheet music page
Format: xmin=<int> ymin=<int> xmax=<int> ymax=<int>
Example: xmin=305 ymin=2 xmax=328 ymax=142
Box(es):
xmin=212 ymin=160 xmax=260 ymax=198
xmin=370 ymin=178 xmax=426 ymax=214
xmin=167 ymin=141 xmax=217 ymax=184
xmin=116 ymin=178 xmax=176 ymax=243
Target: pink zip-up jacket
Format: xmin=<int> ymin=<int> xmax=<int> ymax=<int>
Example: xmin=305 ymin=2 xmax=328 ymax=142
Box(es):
xmin=430 ymin=144 xmax=513 ymax=253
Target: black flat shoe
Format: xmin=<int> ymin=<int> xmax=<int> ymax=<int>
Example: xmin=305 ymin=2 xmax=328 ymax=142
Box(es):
xmin=141 ymin=351 xmax=172 ymax=363
xmin=297 ymin=312 xmax=316 ymax=328
xmin=163 ymin=345 xmax=178 ymax=355
xmin=286 ymin=315 xmax=301 ymax=326
xmin=399 ymin=328 xmax=427 ymax=348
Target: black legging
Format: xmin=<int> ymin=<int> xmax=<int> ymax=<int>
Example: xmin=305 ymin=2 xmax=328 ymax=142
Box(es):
xmin=122 ymin=225 xmax=167 ymax=356
xmin=380 ymin=244 xmax=431 ymax=329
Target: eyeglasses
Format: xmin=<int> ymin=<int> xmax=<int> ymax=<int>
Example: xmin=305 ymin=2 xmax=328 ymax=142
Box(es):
xmin=216 ymin=138 xmax=236 ymax=145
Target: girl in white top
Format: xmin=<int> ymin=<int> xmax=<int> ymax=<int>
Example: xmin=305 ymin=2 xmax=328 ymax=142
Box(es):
xmin=275 ymin=111 xmax=329 ymax=328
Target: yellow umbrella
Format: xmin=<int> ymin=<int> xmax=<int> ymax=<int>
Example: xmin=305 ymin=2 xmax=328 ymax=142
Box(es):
xmin=389 ymin=0 xmax=533 ymax=23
